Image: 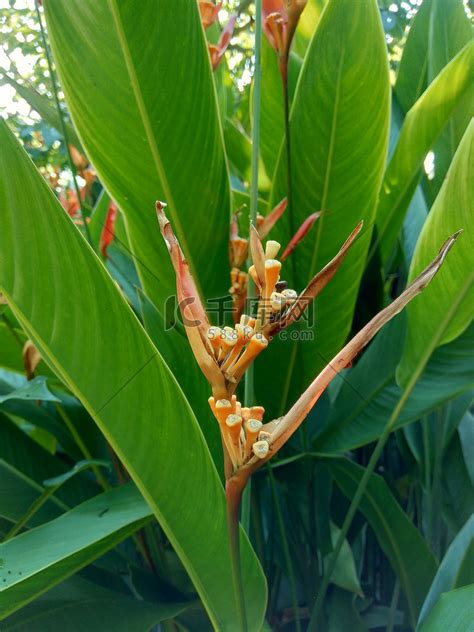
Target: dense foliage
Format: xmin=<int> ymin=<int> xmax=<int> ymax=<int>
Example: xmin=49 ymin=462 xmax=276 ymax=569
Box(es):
xmin=0 ymin=0 xmax=472 ymax=630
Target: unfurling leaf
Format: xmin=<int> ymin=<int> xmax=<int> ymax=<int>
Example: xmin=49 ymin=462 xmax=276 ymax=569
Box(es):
xmin=22 ymin=340 xmax=41 ymax=380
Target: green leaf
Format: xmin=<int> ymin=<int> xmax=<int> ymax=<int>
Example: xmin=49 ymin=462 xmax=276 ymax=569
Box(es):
xmin=43 ymin=460 xmax=111 ymax=489
xmin=328 ymin=458 xmax=438 ymax=626
xmin=394 ymin=0 xmax=433 ymax=114
xmin=375 ymin=42 xmax=474 ymax=265
xmin=0 ymin=73 xmax=82 ymax=149
xmin=0 ymin=325 xmax=25 ymax=374
xmin=0 ymin=120 xmax=266 ymax=630
xmin=267 ymin=0 xmax=390 ymax=413
xmin=441 ymin=433 xmax=474 ymax=532
xmin=327 ymin=523 xmax=362 ymax=596
xmin=291 ymin=0 xmax=328 ymax=58
xmin=136 ymin=290 xmax=221 ymax=469
xmin=316 ymin=317 xmax=474 ymax=454
xmin=418 ymin=585 xmax=474 ymax=632
xmin=0 ymin=460 xmax=65 ymax=527
xmin=2 ymin=577 xmax=188 ymax=632
xmin=44 ymin=0 xmax=231 ymax=309
xmin=260 ymin=43 xmax=301 ymax=181
xmin=2 ymin=582 xmax=186 ymax=632
xmin=419 ymin=515 xmax=474 ymax=626
xmin=0 ymin=484 xmax=152 ymax=617
xmin=397 ymin=122 xmax=474 ymax=387
xmin=224 ymin=118 xmax=252 ymax=184
xmin=0 ymin=377 xmax=59 ymax=405
xmin=427 ymin=0 xmax=473 ymax=198
xmin=458 ymin=411 xmax=474 ymax=485
xmin=0 ymin=414 xmax=98 ymax=509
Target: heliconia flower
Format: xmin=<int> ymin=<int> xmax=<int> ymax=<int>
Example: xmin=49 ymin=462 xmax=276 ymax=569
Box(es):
xmin=262 ymin=0 xmax=308 ymax=80
xmin=263 ymin=221 xmax=364 ymax=336
xmin=198 ymin=0 xmax=222 ymax=29
xmin=228 ymin=198 xmax=287 ymax=323
xmin=156 ymin=202 xmax=227 ymax=399
xmin=223 ymin=232 xmax=460 ymax=477
xmin=280 ymin=211 xmax=321 ymax=261
xmin=208 ymin=13 xmax=237 ymax=71
xmin=99 ymin=202 xmax=118 ymax=259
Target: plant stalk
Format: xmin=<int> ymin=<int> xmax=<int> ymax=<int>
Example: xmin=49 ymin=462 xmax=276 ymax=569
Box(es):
xmin=35 ymin=0 xmax=93 ymax=247
xmin=242 ymin=0 xmax=263 ymax=534
xmin=226 ymin=475 xmax=249 ymax=632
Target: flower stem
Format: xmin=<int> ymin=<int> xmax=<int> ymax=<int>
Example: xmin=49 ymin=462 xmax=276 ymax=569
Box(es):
xmin=226 ymin=475 xmax=248 ymax=632
xmin=242 ymin=0 xmax=263 ymax=534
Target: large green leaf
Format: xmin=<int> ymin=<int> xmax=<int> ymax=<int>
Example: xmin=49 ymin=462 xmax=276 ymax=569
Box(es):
xmin=44 ymin=0 xmax=230 ymax=309
xmin=263 ymin=0 xmax=389 ymax=415
xmin=419 ymin=514 xmax=474 ymax=626
xmin=418 ymin=585 xmax=474 ymax=632
xmin=394 ymin=0 xmax=433 ymax=114
xmin=0 ymin=485 xmax=152 ymax=617
xmin=316 ymin=318 xmax=474 ymax=454
xmin=2 ymin=577 xmax=187 ymax=632
xmin=375 ymin=41 xmax=474 ymax=265
xmin=427 ymin=0 xmax=473 ymax=198
xmin=0 ymin=122 xmax=266 ymax=630
xmin=328 ymin=458 xmax=438 ymax=627
xmin=397 ymin=122 xmax=474 ymax=387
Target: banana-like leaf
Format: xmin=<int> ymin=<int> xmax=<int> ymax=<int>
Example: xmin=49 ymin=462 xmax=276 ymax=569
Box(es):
xmin=427 ymin=0 xmax=473 ymax=199
xmin=418 ymin=514 xmax=474 ymax=626
xmin=397 ymin=122 xmax=474 ymax=387
xmin=317 ymin=318 xmax=474 ymax=454
xmin=2 ymin=577 xmax=188 ymax=632
xmin=261 ymin=0 xmax=389 ymax=416
xmin=375 ymin=42 xmax=474 ymax=265
xmin=418 ymin=585 xmax=474 ymax=632
xmin=0 ymin=122 xmax=266 ymax=630
xmin=44 ymin=0 xmax=231 ymax=310
xmin=394 ymin=0 xmax=433 ymax=114
xmin=0 ymin=74 xmax=82 ymax=149
xmin=0 ymin=484 xmax=152 ymax=617
xmin=328 ymin=458 xmax=438 ymax=627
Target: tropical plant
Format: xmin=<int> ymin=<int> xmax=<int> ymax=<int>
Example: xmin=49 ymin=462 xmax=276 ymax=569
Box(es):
xmin=0 ymin=0 xmax=472 ymax=631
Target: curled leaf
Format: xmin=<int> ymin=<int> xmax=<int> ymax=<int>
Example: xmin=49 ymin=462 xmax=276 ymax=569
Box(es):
xmin=23 ymin=340 xmax=41 ymax=380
